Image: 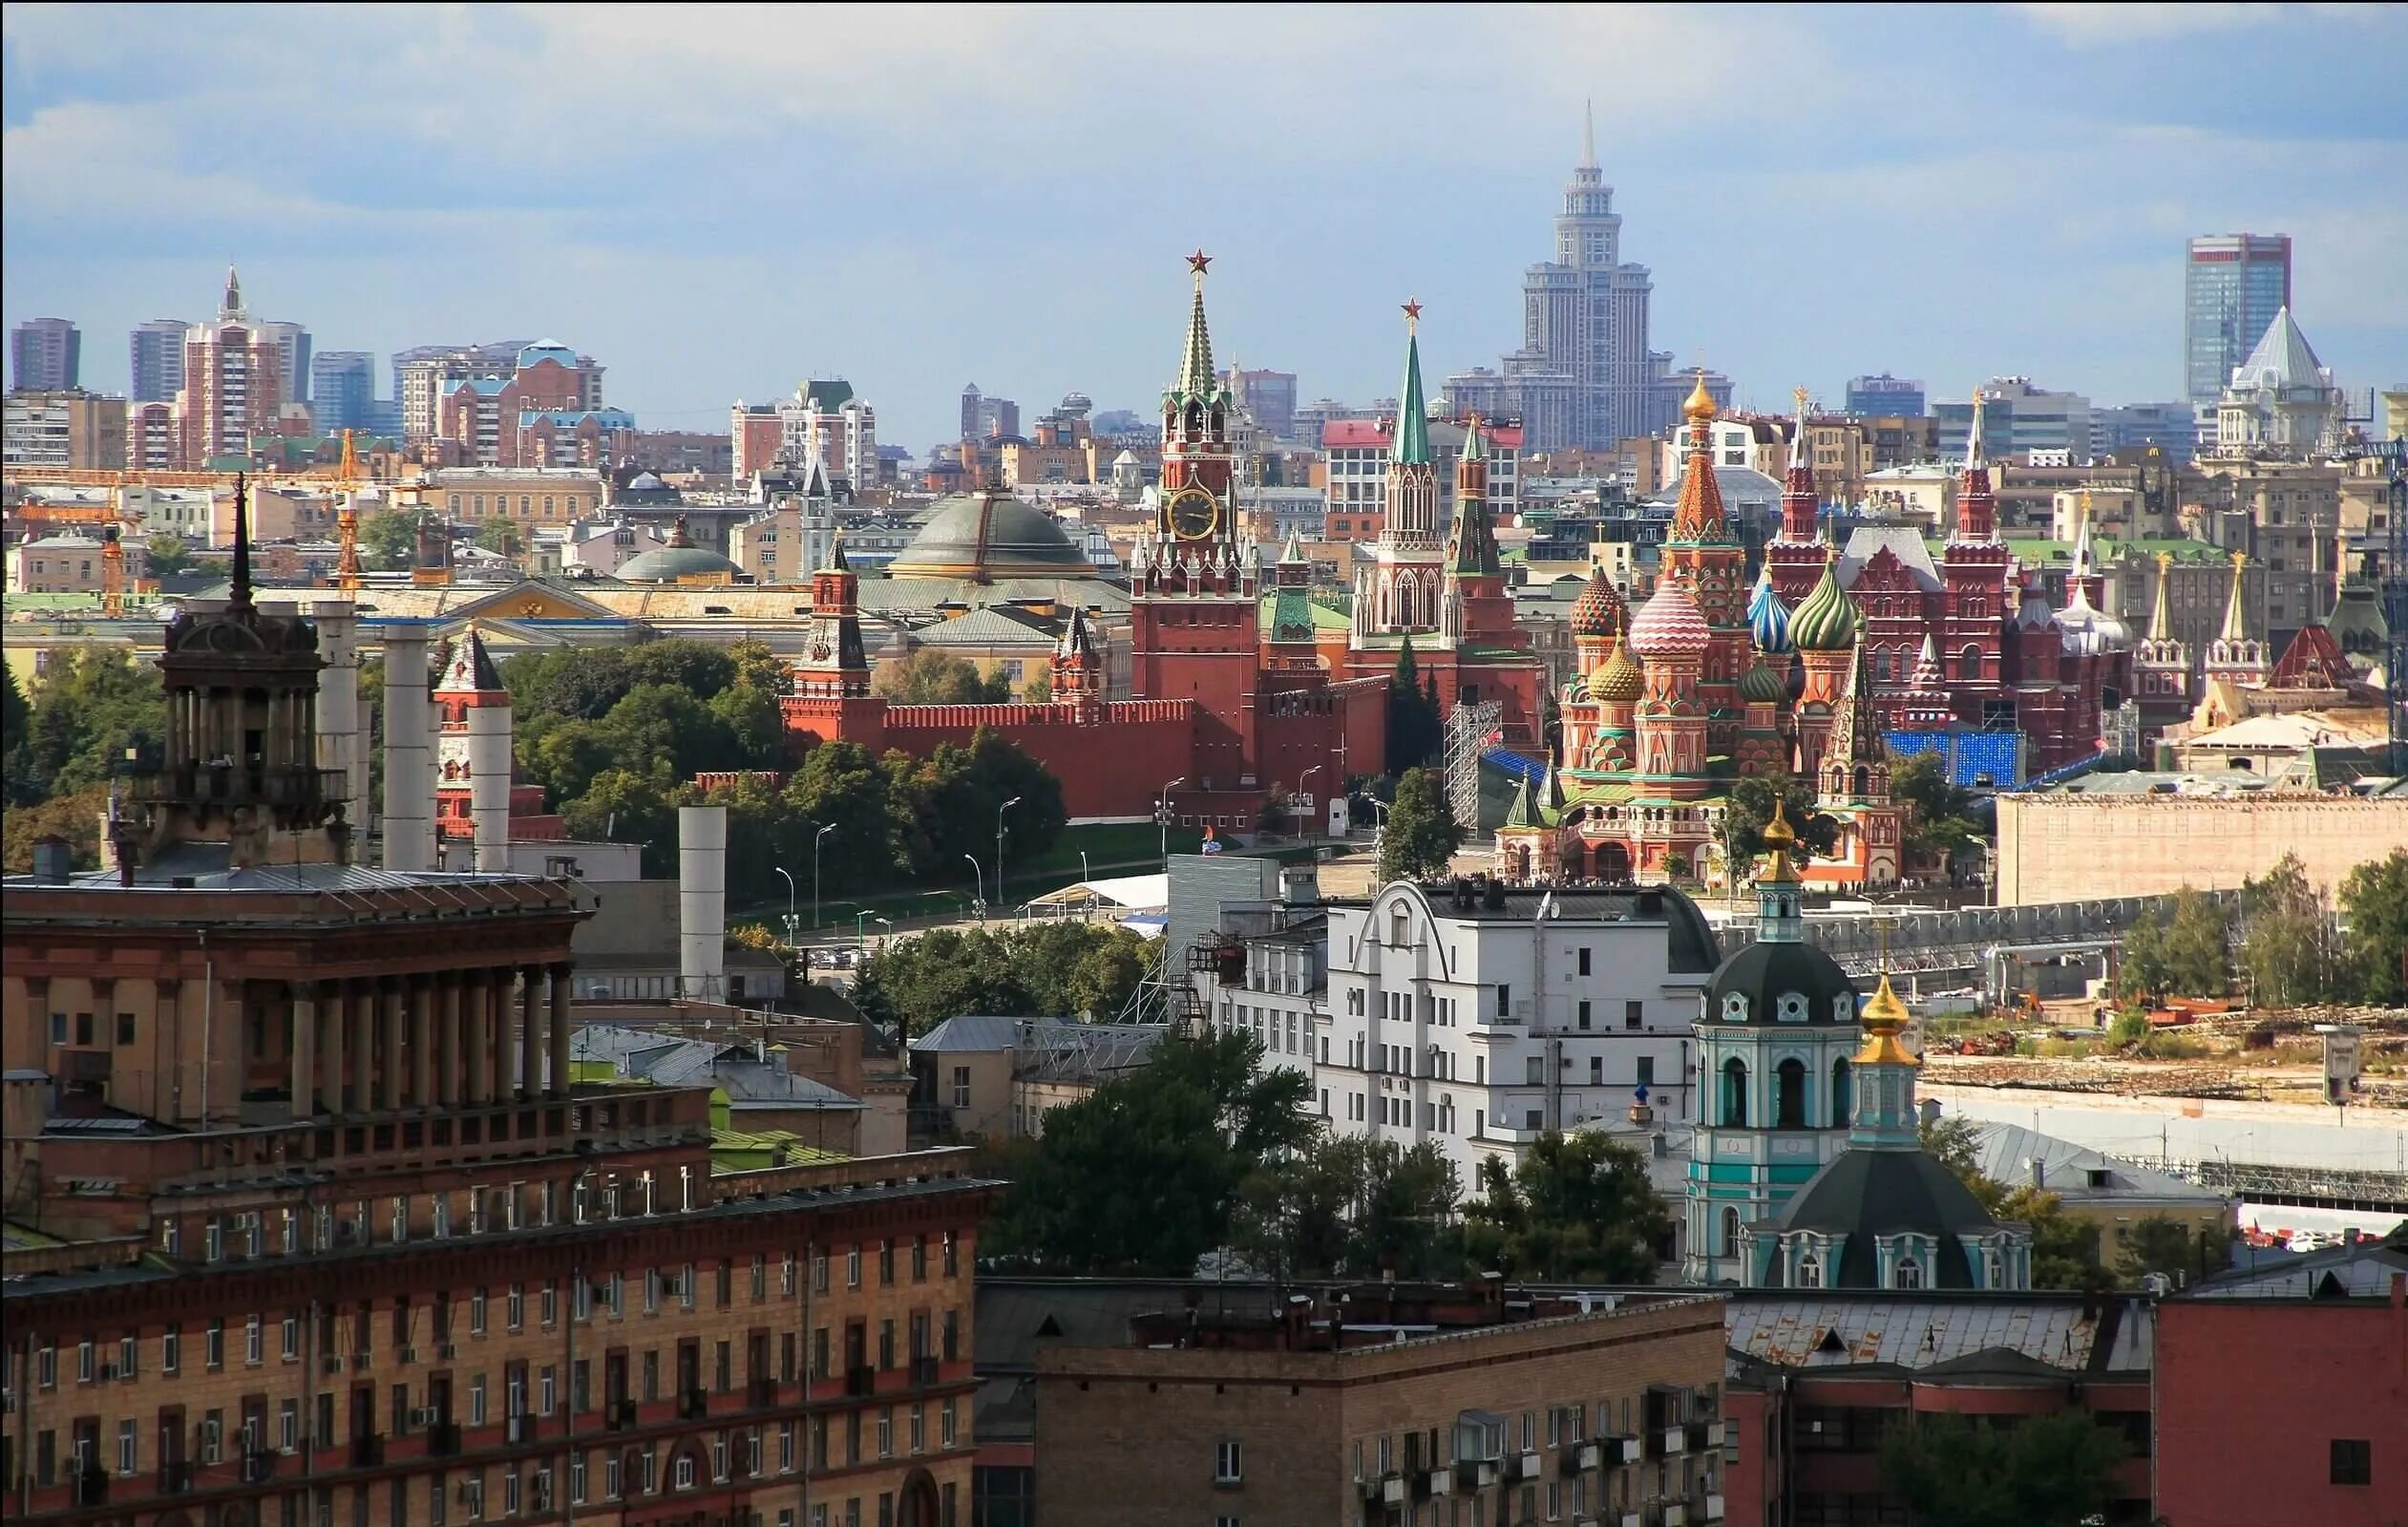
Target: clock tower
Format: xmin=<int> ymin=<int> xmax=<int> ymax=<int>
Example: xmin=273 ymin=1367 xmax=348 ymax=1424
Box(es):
xmin=1130 ymin=251 xmax=1261 ymax=795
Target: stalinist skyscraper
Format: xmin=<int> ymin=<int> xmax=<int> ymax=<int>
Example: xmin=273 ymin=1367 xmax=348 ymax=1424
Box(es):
xmin=1518 ymin=105 xmax=1655 ymax=452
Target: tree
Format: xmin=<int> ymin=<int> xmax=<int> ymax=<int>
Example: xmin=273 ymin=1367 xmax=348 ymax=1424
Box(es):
xmin=1878 ymin=1409 xmax=2126 ymax=1527
xmin=1891 ymin=752 xmax=1984 ymax=870
xmin=475 ymin=519 xmax=525 ymax=559
xmin=358 ymin=509 xmax=419 ymax=571
xmin=2115 ymin=1214 xmax=2230 ymax=1286
xmin=8 ymin=648 xmax=166 ymax=806
xmin=874 ymin=647 xmax=1009 ymax=704
xmin=850 ymin=920 xmax=1156 ymax=1035
xmin=1019 ymin=669 xmax=1054 ymax=704
xmin=2337 ymin=848 xmax=2408 ymax=1005
xmin=1 ymin=784 xmax=112 ymax=871
xmin=1377 ymin=766 xmax=1462 ymax=883
xmin=1385 ymin=638 xmax=1442 ymax=770
xmin=559 ymin=768 xmax=681 ymax=878
xmin=1230 ymin=1136 xmax=1462 ymax=1281
xmin=1723 ymin=772 xmax=1839 ymax=864
xmin=2164 ymin=888 xmax=2232 ymax=997
xmin=143 ymin=534 xmax=193 ymax=578
xmin=2238 ymin=853 xmax=2334 ymax=1007
xmin=985 ymin=1031 xmax=1315 ymax=1274
xmin=2117 ymin=902 xmax=2176 ymax=1004
xmin=1458 ymin=1132 xmax=1672 ymax=1283
xmin=1921 ymin=1115 xmax=2108 ymax=1290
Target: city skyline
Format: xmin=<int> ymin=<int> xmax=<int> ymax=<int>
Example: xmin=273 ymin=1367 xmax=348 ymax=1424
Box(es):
xmin=5 ymin=4 xmax=2404 ymax=450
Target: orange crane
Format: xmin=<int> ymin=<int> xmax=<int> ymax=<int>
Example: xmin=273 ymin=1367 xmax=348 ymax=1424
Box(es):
xmin=332 ymin=428 xmax=365 ymax=591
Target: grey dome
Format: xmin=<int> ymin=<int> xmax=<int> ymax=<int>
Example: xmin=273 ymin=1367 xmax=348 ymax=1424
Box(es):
xmin=1768 ymin=1150 xmax=2000 ymax=1288
xmin=888 ymin=489 xmax=1093 ymax=581
xmin=617 ymin=542 xmax=740 ymax=583
xmin=1705 ymin=940 xmax=1859 ymax=1026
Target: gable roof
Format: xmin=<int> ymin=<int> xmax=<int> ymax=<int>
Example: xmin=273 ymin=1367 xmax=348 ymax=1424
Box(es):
xmin=1837 ymin=525 xmax=1941 ymax=592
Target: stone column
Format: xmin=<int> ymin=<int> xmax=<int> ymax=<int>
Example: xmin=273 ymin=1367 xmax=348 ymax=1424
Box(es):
xmin=547 ymin=964 xmax=574 ymax=1098
xmin=381 ymin=982 xmax=406 ymax=1111
xmin=290 ymin=985 xmax=317 ymax=1119
xmin=410 ymin=977 xmax=435 ymax=1108
xmin=518 ymin=966 xmax=542 ymax=1099
xmin=491 ymin=969 xmax=517 ymax=1098
xmin=463 ymin=972 xmax=492 ymax=1106
xmin=320 ymin=982 xmax=346 ymax=1114
xmin=437 ymin=975 xmax=462 ymax=1108
xmin=349 ymin=978 xmax=374 ymax=1112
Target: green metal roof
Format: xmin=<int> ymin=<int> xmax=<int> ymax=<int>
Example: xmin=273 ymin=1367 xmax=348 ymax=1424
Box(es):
xmin=1391 ymin=329 xmax=1430 ymax=466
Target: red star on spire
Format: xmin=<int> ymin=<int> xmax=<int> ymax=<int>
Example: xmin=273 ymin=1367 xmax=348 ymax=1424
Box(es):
xmin=1402 ymin=297 xmax=1423 ymax=323
xmin=1187 ymin=249 xmax=1212 ymax=275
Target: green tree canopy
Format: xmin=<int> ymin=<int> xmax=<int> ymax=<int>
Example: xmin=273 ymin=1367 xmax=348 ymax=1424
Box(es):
xmin=849 ymin=920 xmax=1157 ymax=1036
xmin=1920 ymin=1114 xmax=2108 ymax=1290
xmin=5 ymin=648 xmax=166 ymax=808
xmin=2338 ymin=848 xmax=2408 ymax=1005
xmin=873 ymin=647 xmax=1010 ymax=704
xmin=1230 ymin=1136 xmax=1462 ymax=1281
xmin=1878 ymin=1409 xmax=2127 ymax=1527
xmin=1458 ymin=1132 xmax=1672 ymax=1283
xmin=1890 ymin=752 xmax=1984 ymax=868
xmin=986 ymin=1031 xmax=1315 ymax=1274
xmin=358 ymin=508 xmax=419 ymax=571
xmin=1724 ymin=772 xmax=1839 ymax=864
xmin=2238 ymin=853 xmax=2335 ymax=1007
xmin=1384 ymin=638 xmax=1443 ymax=770
xmin=2120 ymin=889 xmax=2230 ymax=1002
xmin=1378 ymin=765 xmax=1462 ymax=882
xmin=143 ymin=533 xmax=193 ymax=578
xmin=2114 ymin=1214 xmax=2231 ymax=1286
xmin=475 ymin=519 xmax=525 ymax=558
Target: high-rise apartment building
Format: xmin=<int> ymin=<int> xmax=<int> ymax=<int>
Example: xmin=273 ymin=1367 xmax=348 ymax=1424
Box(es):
xmin=730 ymin=379 xmax=877 ymax=489
xmin=129 ymin=319 xmax=189 ymax=402
xmin=2 ymin=389 xmax=125 ymax=468
xmin=1845 ymin=373 xmax=1925 ymax=418
xmin=1933 ymin=378 xmax=2094 ymax=464
xmin=959 ymin=386 xmax=1019 ymax=442
xmin=254 ymin=319 xmax=311 ymax=410
xmin=11 ymin=318 xmax=80 ymax=392
xmin=310 ymin=351 xmax=377 ymax=434
xmin=1506 ymin=109 xmax=1656 ymax=451
xmin=1230 ymin=368 xmax=1298 ymax=439
xmin=178 ymin=268 xmax=285 ymax=466
xmin=393 ymin=341 xmax=531 ymax=440
xmin=2186 ymin=233 xmax=2292 ymax=405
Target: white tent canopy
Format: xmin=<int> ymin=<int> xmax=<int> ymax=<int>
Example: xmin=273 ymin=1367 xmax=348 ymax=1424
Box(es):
xmin=1024 ymin=873 xmax=1169 ymax=914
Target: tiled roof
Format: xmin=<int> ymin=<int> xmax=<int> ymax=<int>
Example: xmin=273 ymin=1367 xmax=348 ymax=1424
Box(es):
xmin=1725 ymin=1292 xmax=2150 ymax=1373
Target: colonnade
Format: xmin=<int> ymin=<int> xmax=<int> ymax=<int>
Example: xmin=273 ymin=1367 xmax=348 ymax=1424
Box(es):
xmin=287 ymin=963 xmax=573 ymax=1118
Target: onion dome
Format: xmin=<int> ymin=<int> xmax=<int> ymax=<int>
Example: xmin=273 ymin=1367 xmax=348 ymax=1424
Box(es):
xmin=1593 ymin=634 xmax=1645 ymax=703
xmin=1747 ymin=565 xmax=1793 ymax=655
xmin=1738 ymin=656 xmax=1788 ymax=704
xmin=1681 ymin=370 xmax=1719 ymax=423
xmin=1570 ymin=564 xmax=1625 ymax=638
xmin=1855 ymin=970 xmax=1916 ymax=1067
xmin=1627 ymin=579 xmax=1712 ymax=659
xmin=2057 ymin=583 xmax=2132 ymax=655
xmin=1789 ymin=558 xmax=1861 ymax=651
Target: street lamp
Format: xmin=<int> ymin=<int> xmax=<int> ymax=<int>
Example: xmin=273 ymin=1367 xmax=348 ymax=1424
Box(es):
xmin=1157 ymin=775 xmax=1187 ymax=861
xmin=1296 ymin=764 xmax=1322 ymax=840
xmin=997 ymin=796 xmax=1023 ymax=911
xmin=772 ymin=867 xmax=797 ymax=945
xmin=813 ymin=822 xmax=835 ymax=931
xmin=1362 ymin=794 xmax=1389 ymax=853
xmin=963 ymin=853 xmax=985 ymax=922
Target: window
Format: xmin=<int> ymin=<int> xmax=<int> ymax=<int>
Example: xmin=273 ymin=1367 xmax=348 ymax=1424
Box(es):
xmin=1797 ymin=1250 xmax=1822 ymax=1289
xmin=940 ymin=1398 xmax=957 ymax=1448
xmin=1830 ymin=1059 xmax=1854 ymax=1127
xmin=281 ymin=1317 xmax=300 ymax=1361
xmin=245 ymin=1317 xmax=263 ymax=1366
xmin=1577 ymin=1000 xmax=1593 ymax=1029
xmin=1775 ymin=1059 xmax=1807 ymax=1129
xmin=846 ymin=1248 xmax=861 ymax=1288
xmin=162 ymin=1328 xmax=180 ymax=1375
xmin=1496 ymin=985 xmax=1511 ymax=1019
xmin=1576 ymin=947 xmax=1592 ymax=976
xmin=949 ymin=1068 xmax=969 ymax=1109
xmin=1637 ymin=1056 xmax=1655 ymax=1088
xmin=2331 ymin=1439 xmax=2371 ymax=1486
xmin=1895 ymin=1257 xmax=1922 ymax=1290
xmin=1214 ymin=1440 xmax=1243 ymax=1484
xmin=1721 ymin=1058 xmax=1748 ymax=1127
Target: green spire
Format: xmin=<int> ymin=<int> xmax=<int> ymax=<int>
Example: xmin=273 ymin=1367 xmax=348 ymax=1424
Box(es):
xmin=1460 ymin=414 xmax=1487 ymax=463
xmin=1174 ymin=254 xmax=1215 ymax=399
xmin=1503 ymin=772 xmax=1537 ymax=829
xmin=1391 ymin=305 xmax=1429 ymax=466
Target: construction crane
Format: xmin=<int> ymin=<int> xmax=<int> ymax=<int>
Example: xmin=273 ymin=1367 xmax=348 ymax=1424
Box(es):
xmin=332 ymin=428 xmax=365 ymax=591
xmin=100 ymin=522 xmax=126 ymax=616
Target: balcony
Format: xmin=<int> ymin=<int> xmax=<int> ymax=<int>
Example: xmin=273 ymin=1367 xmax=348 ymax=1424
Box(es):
xmin=677 ymin=1389 xmax=708 ymax=1420
xmin=604 ymin=1399 xmax=637 ymax=1432
xmin=843 ymin=1365 xmax=875 ymax=1398
xmin=1505 ymin=1452 xmax=1543 ymax=1481
xmin=908 ymin=1355 xmax=940 ymax=1388
xmin=1650 ymin=1426 xmax=1686 ymax=1458
xmin=71 ymin=1468 xmax=109 ymax=1507
xmin=425 ymin=1423 xmax=461 ymax=1458
xmin=1684 ymin=1420 xmax=1719 ymax=1454
xmin=748 ymin=1377 xmax=779 ymax=1410
xmin=1700 ymin=1495 xmax=1725 ymax=1524
xmin=350 ymin=1435 xmax=385 ymax=1469
xmin=241 ymin=1450 xmax=279 ymax=1484
xmin=131 ymin=762 xmax=346 ymax=812
xmin=1662 ymin=1504 xmax=1689 ymax=1527
xmin=158 ymin=1460 xmax=195 ymax=1495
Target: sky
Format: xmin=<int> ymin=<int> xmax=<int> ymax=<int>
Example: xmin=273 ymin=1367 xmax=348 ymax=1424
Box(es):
xmin=5 ymin=3 xmax=2405 ymax=452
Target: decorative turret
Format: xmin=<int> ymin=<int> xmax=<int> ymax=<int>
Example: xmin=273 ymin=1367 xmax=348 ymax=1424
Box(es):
xmin=1629 ymin=580 xmax=1711 ymax=788
xmin=1752 ymin=797 xmax=1806 ymax=943
xmin=1897 ymin=634 xmax=1954 ymax=729
xmin=1592 ymin=634 xmax=1644 ymax=705
xmin=1747 ymin=564 xmax=1793 ymax=655
xmin=1049 ymin=604 xmax=1104 ymax=716
xmin=794 ymin=534 xmax=871 ymax=700
xmin=1571 ymin=563 xmax=1625 ymax=641
xmin=1441 ymin=414 xmax=1511 ymax=644
xmin=1670 ymin=371 xmax=1732 ymax=542
xmin=1817 ymin=644 xmax=1891 ymax=808
xmin=1381 ymin=299 xmax=1440 ymax=545
xmin=1954 ymin=387 xmax=1997 ymax=542
xmin=2204 ymin=550 xmax=2268 ymax=685
xmin=1848 ymin=971 xmax=1921 ymax=1148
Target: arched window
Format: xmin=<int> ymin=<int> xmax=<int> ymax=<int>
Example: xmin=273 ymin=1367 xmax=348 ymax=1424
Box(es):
xmin=1796 ymin=1249 xmax=1822 ymax=1289
xmin=1831 ymin=1058 xmax=1854 ymax=1128
xmin=1896 ymin=1256 xmax=1922 ymax=1289
xmin=1722 ymin=1205 xmax=1743 ymax=1257
xmin=1853 ymin=764 xmax=1870 ymax=797
xmin=1721 ymin=1057 xmax=1748 ymax=1127
xmin=1960 ymin=644 xmax=1982 ymax=678
xmin=1775 ymin=1058 xmax=1806 ymax=1128
xmin=1185 ymin=402 xmax=1204 ymax=437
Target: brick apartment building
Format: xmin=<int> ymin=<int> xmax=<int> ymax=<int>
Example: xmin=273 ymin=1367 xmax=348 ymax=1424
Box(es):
xmin=1019 ymin=1279 xmax=1728 ymax=1527
xmin=1 ymin=515 xmax=991 ymax=1527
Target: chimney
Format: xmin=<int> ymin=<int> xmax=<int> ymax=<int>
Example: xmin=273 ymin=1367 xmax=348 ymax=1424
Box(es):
xmin=30 ymin=836 xmax=73 ymax=884
xmin=2029 ymin=1158 xmax=2046 ymax=1190
xmin=311 ymin=601 xmax=367 ymax=818
xmin=679 ymin=805 xmax=729 ymax=1002
xmin=379 ymin=626 xmax=435 ymax=872
xmin=467 ymin=689 xmax=513 ymax=872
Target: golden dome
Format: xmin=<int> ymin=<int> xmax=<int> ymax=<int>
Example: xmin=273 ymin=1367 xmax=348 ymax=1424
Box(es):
xmin=1854 ymin=969 xmax=1917 ymax=1067
xmin=1681 ymin=369 xmax=1718 ymax=423
xmin=1761 ymin=795 xmax=1797 ymax=851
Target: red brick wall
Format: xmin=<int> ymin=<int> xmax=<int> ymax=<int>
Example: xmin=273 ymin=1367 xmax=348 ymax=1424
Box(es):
xmin=2157 ymin=1292 xmax=2408 ymax=1527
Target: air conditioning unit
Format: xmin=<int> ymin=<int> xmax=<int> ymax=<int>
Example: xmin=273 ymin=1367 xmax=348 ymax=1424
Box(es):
xmin=1662 ymin=1504 xmax=1688 ymax=1527
xmin=99 ymin=1363 xmax=120 ymax=1381
xmin=1426 ymin=1469 xmax=1454 ymax=1496
xmin=402 ymin=1347 xmax=421 ymax=1366
xmin=1701 ymin=1495 xmax=1725 ymax=1524
xmin=411 ymin=1409 xmax=438 ymax=1429
xmin=322 ymin=1356 xmax=345 ymax=1375
xmin=438 ymin=1343 xmax=460 ymax=1361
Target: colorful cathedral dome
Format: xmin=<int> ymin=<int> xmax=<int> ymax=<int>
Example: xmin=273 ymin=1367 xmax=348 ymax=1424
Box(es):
xmin=1570 ymin=565 xmax=1625 ymax=638
xmin=1593 ymin=634 xmax=1645 ymax=702
xmin=1628 ymin=578 xmax=1712 ymax=659
xmin=1738 ymin=656 xmax=1788 ymax=704
xmin=1789 ymin=558 xmax=1861 ymax=651
xmin=1747 ymin=566 xmax=1793 ymax=655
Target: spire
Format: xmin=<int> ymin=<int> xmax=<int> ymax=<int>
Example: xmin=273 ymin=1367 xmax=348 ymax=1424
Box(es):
xmin=1788 ymin=386 xmax=1812 ymax=473
xmin=1447 ymin=414 xmax=1500 ymax=576
xmin=2147 ymin=552 xmax=2175 ymax=643
xmin=1954 ymin=386 xmax=1996 ymax=541
xmin=2071 ymin=491 xmax=2097 ymax=578
xmin=1279 ymin=527 xmax=1306 ymax=564
xmin=1175 ymin=250 xmax=1215 ymax=398
xmin=1391 ymin=300 xmax=1429 ymax=466
xmin=222 ymin=265 xmax=244 ymax=320
xmin=1780 ymin=385 xmax=1820 ymax=541
xmin=1581 ymin=98 xmax=1596 ymax=169
xmin=1753 ymin=796 xmax=1806 ymax=944
xmin=828 ymin=530 xmax=852 ymax=573
xmin=229 ymin=473 xmax=253 ymax=609
xmin=2219 ymin=551 xmax=2253 ymax=643
xmin=1670 ymin=372 xmax=1730 ymax=541
xmin=1503 ymin=771 xmax=1538 ymax=830
xmin=1056 ymin=604 xmax=1095 ymax=661
xmin=1964 ymin=387 xmax=1986 ymax=471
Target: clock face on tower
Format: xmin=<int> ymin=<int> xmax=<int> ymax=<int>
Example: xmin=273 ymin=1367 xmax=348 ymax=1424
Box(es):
xmin=1168 ymin=485 xmax=1219 ymax=541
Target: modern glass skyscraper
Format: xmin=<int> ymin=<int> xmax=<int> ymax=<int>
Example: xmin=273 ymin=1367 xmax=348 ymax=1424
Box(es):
xmin=310 ymin=351 xmax=376 ymax=433
xmin=2186 ymin=234 xmax=2292 ymax=405
xmin=11 ymin=318 xmax=80 ymax=392
xmin=1845 ymin=374 xmax=1925 ymax=418
xmin=129 ymin=319 xmax=188 ymax=402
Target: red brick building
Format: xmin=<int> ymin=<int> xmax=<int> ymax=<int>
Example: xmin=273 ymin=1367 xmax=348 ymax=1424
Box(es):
xmin=2154 ymin=1233 xmax=2408 ymax=1527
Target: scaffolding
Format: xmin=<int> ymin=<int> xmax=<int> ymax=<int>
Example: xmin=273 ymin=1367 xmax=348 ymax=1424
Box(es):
xmin=1442 ymin=699 xmax=1502 ymax=829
